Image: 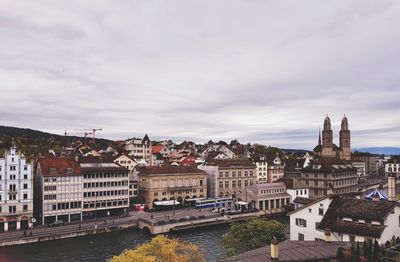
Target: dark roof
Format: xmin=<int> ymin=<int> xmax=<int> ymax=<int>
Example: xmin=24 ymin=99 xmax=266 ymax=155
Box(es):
xmin=302 ymin=157 xmax=356 ymax=173
xmin=276 ymin=178 xmax=308 ymax=190
xmin=139 ymin=166 xmax=206 ymax=175
xmin=207 ymin=159 xmax=256 ymax=168
xmin=318 ymin=196 xmax=395 ymax=238
xmin=78 ymin=156 xmax=128 ymax=172
xmin=220 ymin=241 xmax=347 ymax=262
xmin=293 ymin=197 xmax=315 ymax=205
xmin=38 ymin=157 xmax=81 ymax=177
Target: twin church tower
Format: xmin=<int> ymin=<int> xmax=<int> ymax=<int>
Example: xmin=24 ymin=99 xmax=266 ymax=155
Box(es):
xmin=313 ymin=115 xmax=351 ymax=161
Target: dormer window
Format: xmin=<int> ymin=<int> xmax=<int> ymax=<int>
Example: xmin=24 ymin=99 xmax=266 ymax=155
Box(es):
xmin=49 ymin=168 xmax=57 ymax=175
xmin=66 ymin=168 xmax=73 ymax=174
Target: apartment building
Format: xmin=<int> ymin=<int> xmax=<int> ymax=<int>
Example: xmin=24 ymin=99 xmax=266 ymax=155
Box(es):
xmin=200 ymin=160 xmax=257 ymax=198
xmin=300 ymin=158 xmax=358 ymax=198
xmin=289 ymin=194 xmax=400 ymax=245
xmin=0 ymin=146 xmax=33 ymax=231
xmin=79 ymin=157 xmax=130 ymax=219
xmin=126 ymin=134 xmax=152 ymax=165
xmin=385 ymin=157 xmax=400 ymax=178
xmin=138 ymin=166 xmax=207 ymax=209
xmin=35 ymin=157 xmax=83 ymax=225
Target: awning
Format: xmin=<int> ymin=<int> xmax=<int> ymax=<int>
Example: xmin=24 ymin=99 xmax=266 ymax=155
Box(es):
xmin=153 ymin=200 xmax=180 ymax=206
xmin=236 ymin=201 xmax=249 ymax=205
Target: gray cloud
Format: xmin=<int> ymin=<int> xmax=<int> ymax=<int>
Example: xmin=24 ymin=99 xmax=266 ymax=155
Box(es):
xmin=0 ymin=0 xmax=400 ymax=148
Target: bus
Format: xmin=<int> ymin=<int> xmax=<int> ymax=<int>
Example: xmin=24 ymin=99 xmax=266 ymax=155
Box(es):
xmin=195 ymin=197 xmax=233 ymax=209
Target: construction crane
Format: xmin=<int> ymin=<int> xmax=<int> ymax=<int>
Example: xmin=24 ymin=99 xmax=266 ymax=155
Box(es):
xmin=73 ymin=128 xmax=103 ymax=145
xmin=84 ymin=132 xmax=93 ymax=147
xmin=91 ymin=128 xmax=103 ymax=145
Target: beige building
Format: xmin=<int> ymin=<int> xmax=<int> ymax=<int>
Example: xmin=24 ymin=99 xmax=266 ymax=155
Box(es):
xmin=204 ymin=160 xmax=257 ymax=198
xmin=35 ymin=157 xmax=83 ymax=225
xmin=239 ymin=182 xmax=291 ymax=211
xmin=138 ymin=166 xmax=207 ymax=208
xmin=300 ymin=158 xmax=358 ymax=198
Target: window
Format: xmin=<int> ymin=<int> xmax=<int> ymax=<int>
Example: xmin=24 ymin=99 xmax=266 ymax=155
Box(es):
xmin=298 ymin=233 xmax=305 ymax=241
xmin=319 ymin=208 xmax=324 ymax=216
xmin=66 ymin=168 xmax=73 ymax=174
xmin=308 ymin=208 xmax=312 ymax=213
xmin=315 ymin=222 xmax=320 ymax=230
xmin=349 ymin=235 xmax=355 ymax=242
xmin=23 ymin=184 xmax=28 ymax=189
xmin=23 ymin=205 xmax=28 ymax=212
xmin=295 ymin=218 xmax=307 ymax=227
xmin=23 ymin=193 xmax=28 ymax=200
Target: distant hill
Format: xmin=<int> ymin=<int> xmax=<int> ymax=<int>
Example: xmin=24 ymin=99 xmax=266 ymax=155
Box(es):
xmin=354 ymin=147 xmax=400 ymax=155
xmin=0 ymin=125 xmax=114 ymax=159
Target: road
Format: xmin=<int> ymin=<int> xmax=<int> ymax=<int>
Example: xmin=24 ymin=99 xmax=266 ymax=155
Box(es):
xmin=0 ymin=207 xmax=217 ymax=244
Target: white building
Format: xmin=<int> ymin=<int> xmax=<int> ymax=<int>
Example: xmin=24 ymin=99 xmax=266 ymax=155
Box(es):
xmin=80 ymin=157 xmax=130 ymax=219
xmin=289 ymin=196 xmax=332 ymax=241
xmin=289 ymin=194 xmax=400 ymax=244
xmin=35 ymin=157 xmax=83 ymax=225
xmin=278 ymin=178 xmax=309 ymax=204
xmin=0 ymin=146 xmax=33 ymax=231
xmin=253 ymin=156 xmax=268 ymax=182
xmin=385 ymin=158 xmax=400 ymax=178
xmin=126 ymin=134 xmax=152 ymax=165
xmin=352 ymin=161 xmax=366 ymax=177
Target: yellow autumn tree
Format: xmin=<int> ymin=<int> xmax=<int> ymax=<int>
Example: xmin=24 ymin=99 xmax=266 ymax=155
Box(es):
xmin=111 ymin=235 xmax=206 ymax=262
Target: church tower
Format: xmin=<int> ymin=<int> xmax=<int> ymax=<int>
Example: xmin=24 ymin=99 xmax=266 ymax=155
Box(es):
xmin=321 ymin=115 xmax=334 ymax=157
xmin=340 ymin=115 xmax=351 ymax=160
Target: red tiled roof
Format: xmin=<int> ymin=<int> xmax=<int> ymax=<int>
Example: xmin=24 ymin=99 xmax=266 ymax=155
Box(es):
xmin=38 ymin=157 xmax=81 ymax=177
xmin=152 ymin=145 xmax=164 ymax=154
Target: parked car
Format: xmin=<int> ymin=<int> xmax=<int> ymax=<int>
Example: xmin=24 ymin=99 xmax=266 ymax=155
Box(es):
xmin=48 ymin=220 xmax=64 ymax=227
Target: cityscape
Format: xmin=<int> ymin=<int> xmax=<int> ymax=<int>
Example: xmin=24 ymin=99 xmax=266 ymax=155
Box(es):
xmin=1 ymin=1 xmax=400 ymax=262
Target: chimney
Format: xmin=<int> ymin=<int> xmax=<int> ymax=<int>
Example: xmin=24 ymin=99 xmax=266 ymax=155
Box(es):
xmin=271 ymin=239 xmax=279 ymax=261
xmin=324 ymin=229 xmax=332 ymax=242
xmin=388 ymin=174 xmax=396 ymax=201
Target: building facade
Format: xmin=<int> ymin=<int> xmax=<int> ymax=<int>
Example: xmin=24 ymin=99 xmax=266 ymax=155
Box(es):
xmin=240 ymin=182 xmax=291 ymax=211
xmin=80 ymin=157 xmax=130 ymax=219
xmin=202 ymin=160 xmax=257 ymax=198
xmin=290 ymin=195 xmax=400 ymax=245
xmin=35 ymin=157 xmax=83 ymax=225
xmin=0 ymin=146 xmax=33 ymax=231
xmin=385 ymin=158 xmax=400 ymax=178
xmin=138 ymin=166 xmax=207 ymax=209
xmin=126 ymin=134 xmax=152 ymax=165
xmin=300 ymin=158 xmax=358 ymax=198
xmin=352 ymin=153 xmax=378 ymax=175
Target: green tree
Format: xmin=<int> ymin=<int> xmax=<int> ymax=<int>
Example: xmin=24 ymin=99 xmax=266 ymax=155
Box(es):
xmin=111 ymin=235 xmax=206 ymax=262
xmin=337 ymin=247 xmax=345 ymax=262
xmin=222 ymin=218 xmax=286 ymax=257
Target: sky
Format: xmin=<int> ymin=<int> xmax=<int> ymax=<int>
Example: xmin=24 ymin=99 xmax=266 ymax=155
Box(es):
xmin=1 ymin=0 xmax=400 ymax=149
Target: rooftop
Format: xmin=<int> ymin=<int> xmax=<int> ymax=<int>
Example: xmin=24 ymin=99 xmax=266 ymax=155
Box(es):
xmin=38 ymin=157 xmax=81 ymax=177
xmin=220 ymin=240 xmax=347 ymax=262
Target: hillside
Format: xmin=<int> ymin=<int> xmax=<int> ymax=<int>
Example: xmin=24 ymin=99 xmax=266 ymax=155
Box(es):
xmin=0 ymin=125 xmax=114 ymax=159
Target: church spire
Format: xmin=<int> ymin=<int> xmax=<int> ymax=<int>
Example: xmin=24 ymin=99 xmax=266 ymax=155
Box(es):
xmin=318 ymin=128 xmax=321 ymax=146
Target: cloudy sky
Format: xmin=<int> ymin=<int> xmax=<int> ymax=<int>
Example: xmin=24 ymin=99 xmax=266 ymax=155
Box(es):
xmin=1 ymin=0 xmax=400 ymax=149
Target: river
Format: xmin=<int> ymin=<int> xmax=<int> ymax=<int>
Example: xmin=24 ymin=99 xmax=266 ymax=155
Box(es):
xmin=0 ymin=216 xmax=289 ymax=262
xmin=0 ymin=224 xmax=230 ymax=262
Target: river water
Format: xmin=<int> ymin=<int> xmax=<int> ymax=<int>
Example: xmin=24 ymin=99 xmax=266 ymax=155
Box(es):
xmin=0 ymin=224 xmax=230 ymax=262
xmin=0 ymin=216 xmax=289 ymax=262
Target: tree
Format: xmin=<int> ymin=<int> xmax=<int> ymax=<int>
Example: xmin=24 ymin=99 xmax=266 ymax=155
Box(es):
xmin=111 ymin=235 xmax=206 ymax=262
xmin=222 ymin=218 xmax=286 ymax=257
xmin=337 ymin=247 xmax=345 ymax=262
